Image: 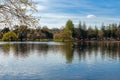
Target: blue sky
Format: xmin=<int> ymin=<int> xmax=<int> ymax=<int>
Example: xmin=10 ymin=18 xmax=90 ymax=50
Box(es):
xmin=34 ymin=0 xmax=120 ymax=28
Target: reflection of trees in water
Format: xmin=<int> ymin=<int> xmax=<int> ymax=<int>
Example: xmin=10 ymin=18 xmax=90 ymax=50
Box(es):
xmin=99 ymin=42 xmax=120 ymax=60
xmin=0 ymin=43 xmax=31 ymax=58
xmin=0 ymin=43 xmax=49 ymax=58
xmin=15 ymin=43 xmax=49 ymax=58
xmin=62 ymin=42 xmax=74 ymax=63
xmin=34 ymin=44 xmax=49 ymax=56
xmin=75 ymin=42 xmax=120 ymax=62
xmin=53 ymin=42 xmax=120 ymax=63
xmin=0 ymin=44 xmax=10 ymax=55
xmin=13 ymin=43 xmax=31 ymax=58
xmin=51 ymin=42 xmax=74 ymax=63
xmin=0 ymin=42 xmax=120 ymax=62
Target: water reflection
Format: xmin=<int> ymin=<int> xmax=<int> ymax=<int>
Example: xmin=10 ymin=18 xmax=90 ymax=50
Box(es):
xmin=0 ymin=42 xmax=120 ymax=63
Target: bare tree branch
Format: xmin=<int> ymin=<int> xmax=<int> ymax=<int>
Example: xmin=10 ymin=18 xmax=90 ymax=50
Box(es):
xmin=0 ymin=0 xmax=39 ymax=28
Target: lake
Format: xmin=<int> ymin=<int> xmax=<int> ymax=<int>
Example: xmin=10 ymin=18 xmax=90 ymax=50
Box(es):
xmin=0 ymin=41 xmax=120 ymax=80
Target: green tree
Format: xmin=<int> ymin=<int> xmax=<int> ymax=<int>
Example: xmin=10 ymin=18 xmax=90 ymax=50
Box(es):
xmin=65 ymin=20 xmax=75 ymax=39
xmin=75 ymin=21 xmax=82 ymax=39
xmin=41 ymin=26 xmax=53 ymax=39
xmin=115 ymin=24 xmax=120 ymax=40
xmin=65 ymin=20 xmax=74 ymax=31
xmin=111 ymin=24 xmax=117 ymax=39
xmin=94 ymin=26 xmax=98 ymax=39
xmin=81 ymin=22 xmax=87 ymax=39
xmin=87 ymin=26 xmax=96 ymax=39
xmin=62 ymin=29 xmax=73 ymax=41
xmin=2 ymin=31 xmax=18 ymax=41
xmin=2 ymin=27 xmax=10 ymax=33
xmin=100 ymin=23 xmax=105 ymax=40
xmin=106 ymin=25 xmax=111 ymax=39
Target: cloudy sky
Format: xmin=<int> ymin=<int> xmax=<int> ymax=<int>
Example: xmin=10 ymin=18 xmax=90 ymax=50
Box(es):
xmin=34 ymin=0 xmax=120 ymax=28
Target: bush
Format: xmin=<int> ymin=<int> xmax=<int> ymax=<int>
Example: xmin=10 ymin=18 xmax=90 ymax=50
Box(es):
xmin=2 ymin=31 xmax=18 ymax=41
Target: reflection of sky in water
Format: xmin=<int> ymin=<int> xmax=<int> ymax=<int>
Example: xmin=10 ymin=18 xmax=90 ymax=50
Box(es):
xmin=0 ymin=42 xmax=119 ymax=80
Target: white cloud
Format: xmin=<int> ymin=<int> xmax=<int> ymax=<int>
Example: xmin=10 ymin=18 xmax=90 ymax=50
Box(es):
xmin=22 ymin=0 xmax=120 ymax=29
xmin=36 ymin=5 xmax=46 ymax=11
xmin=86 ymin=15 xmax=96 ymax=19
xmin=29 ymin=11 xmax=120 ymax=29
xmin=30 ymin=11 xmax=120 ymax=28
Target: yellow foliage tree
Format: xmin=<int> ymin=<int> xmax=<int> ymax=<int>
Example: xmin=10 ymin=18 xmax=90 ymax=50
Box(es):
xmin=2 ymin=31 xmax=18 ymax=41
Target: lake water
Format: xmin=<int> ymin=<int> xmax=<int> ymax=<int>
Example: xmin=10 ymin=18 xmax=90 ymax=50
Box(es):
xmin=0 ymin=41 xmax=120 ymax=80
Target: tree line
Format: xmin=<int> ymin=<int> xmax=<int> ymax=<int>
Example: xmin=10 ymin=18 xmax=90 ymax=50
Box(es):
xmin=54 ymin=20 xmax=120 ymax=41
xmin=0 ymin=0 xmax=120 ymax=41
xmin=1 ymin=19 xmax=120 ymax=41
xmin=0 ymin=25 xmax=53 ymax=41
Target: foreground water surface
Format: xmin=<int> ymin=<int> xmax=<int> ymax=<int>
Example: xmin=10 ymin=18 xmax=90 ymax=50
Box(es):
xmin=0 ymin=41 xmax=120 ymax=80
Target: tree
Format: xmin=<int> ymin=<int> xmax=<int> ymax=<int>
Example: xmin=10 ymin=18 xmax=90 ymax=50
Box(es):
xmin=98 ymin=30 xmax=104 ymax=40
xmin=65 ymin=20 xmax=74 ymax=39
xmin=2 ymin=27 xmax=10 ymax=33
xmin=54 ymin=33 xmax=62 ymax=40
xmin=87 ymin=26 xmax=96 ymax=39
xmin=53 ymin=28 xmax=73 ymax=41
xmin=116 ymin=25 xmax=120 ymax=40
xmin=0 ymin=0 xmax=38 ymax=27
xmin=62 ymin=29 xmax=73 ymax=41
xmin=106 ymin=25 xmax=111 ymax=39
xmin=111 ymin=24 xmax=117 ymax=39
xmin=65 ymin=20 xmax=74 ymax=31
xmin=16 ymin=25 xmax=28 ymax=41
xmin=2 ymin=31 xmax=18 ymax=41
xmin=82 ymin=22 xmax=87 ymax=30
xmin=116 ymin=29 xmax=120 ymax=40
xmin=75 ymin=21 xmax=82 ymax=39
xmin=94 ymin=26 xmax=98 ymax=39
xmin=81 ymin=22 xmax=87 ymax=39
xmin=100 ymin=23 xmax=105 ymax=39
xmin=41 ymin=26 xmax=53 ymax=39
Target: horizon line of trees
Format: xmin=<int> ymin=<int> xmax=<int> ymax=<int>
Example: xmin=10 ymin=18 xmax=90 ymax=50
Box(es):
xmin=1 ymin=19 xmax=120 ymax=41
xmin=54 ymin=20 xmax=120 ymax=41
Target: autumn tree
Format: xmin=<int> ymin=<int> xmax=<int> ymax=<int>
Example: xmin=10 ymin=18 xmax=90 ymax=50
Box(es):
xmin=53 ymin=28 xmax=73 ymax=41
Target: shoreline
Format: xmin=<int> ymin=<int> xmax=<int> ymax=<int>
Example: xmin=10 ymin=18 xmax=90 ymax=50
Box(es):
xmin=0 ymin=40 xmax=120 ymax=42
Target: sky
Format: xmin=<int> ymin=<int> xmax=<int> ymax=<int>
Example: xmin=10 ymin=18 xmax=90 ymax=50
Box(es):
xmin=34 ymin=0 xmax=120 ymax=28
